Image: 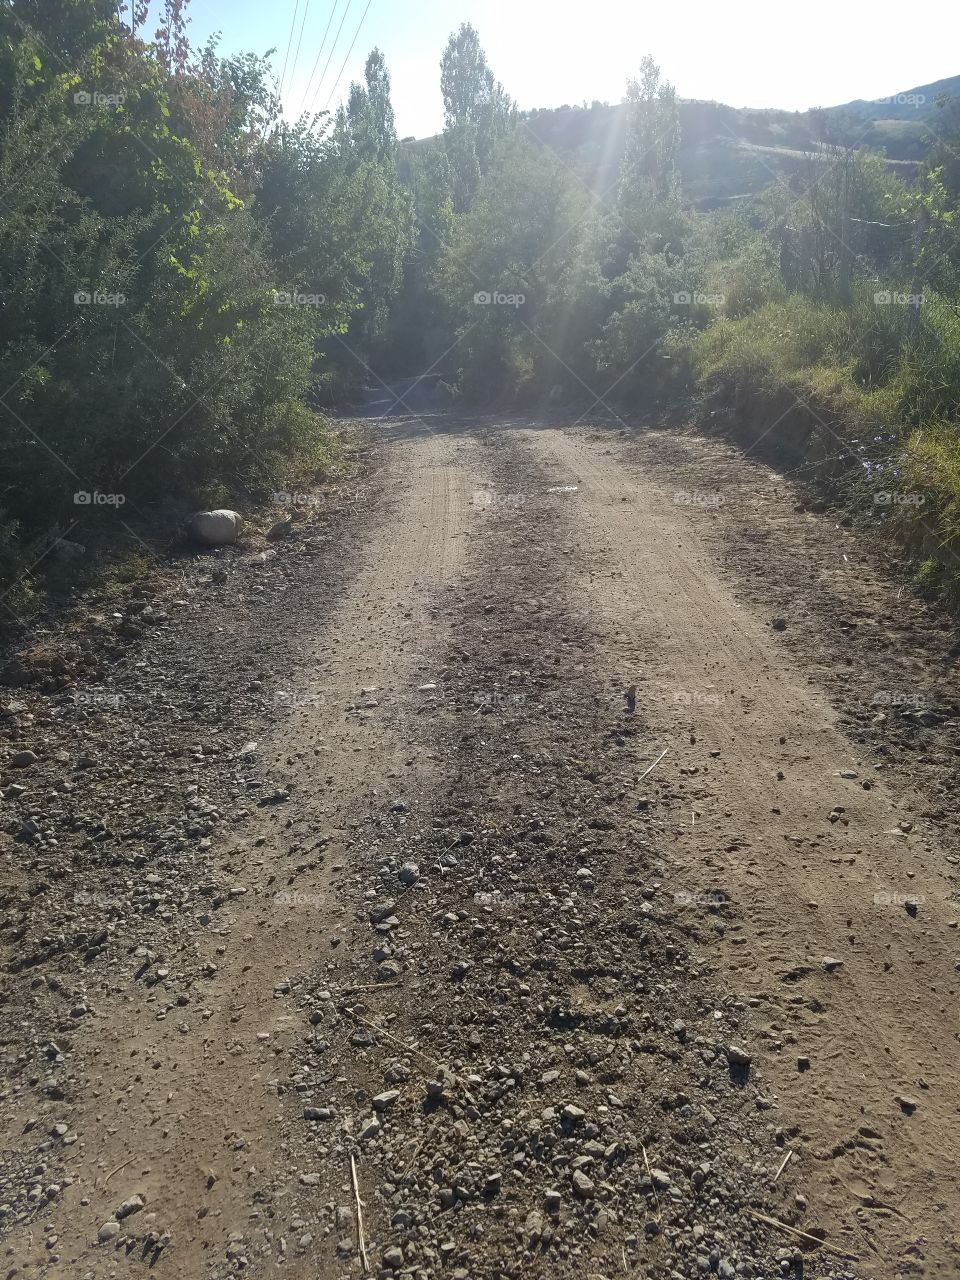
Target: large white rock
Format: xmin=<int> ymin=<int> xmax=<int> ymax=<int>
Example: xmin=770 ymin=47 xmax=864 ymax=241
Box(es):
xmin=188 ymin=509 xmax=242 ymax=546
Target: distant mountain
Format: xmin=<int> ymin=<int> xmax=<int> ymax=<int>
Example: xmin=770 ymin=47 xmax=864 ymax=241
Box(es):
xmin=829 ymin=74 xmax=960 ymax=121
xmin=404 ymin=76 xmax=957 ymax=209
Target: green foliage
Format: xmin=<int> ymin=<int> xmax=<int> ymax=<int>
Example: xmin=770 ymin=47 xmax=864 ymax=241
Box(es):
xmin=0 ymin=0 xmax=409 ymax=604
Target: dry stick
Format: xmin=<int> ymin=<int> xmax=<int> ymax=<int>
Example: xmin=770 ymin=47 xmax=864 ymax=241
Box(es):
xmin=350 ymin=1012 xmax=481 ymax=1109
xmin=746 ymin=1209 xmax=856 ymax=1259
xmin=351 ymin=1012 xmax=438 ymax=1069
xmin=350 ymin=1153 xmax=369 ymax=1275
xmin=638 ymin=747 xmax=669 ymax=782
xmin=773 ymin=1149 xmax=793 ymax=1183
xmin=102 ymin=1156 xmax=134 ymax=1187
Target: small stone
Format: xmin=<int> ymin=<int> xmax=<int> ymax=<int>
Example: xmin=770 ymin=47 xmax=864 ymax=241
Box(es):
xmin=360 ymin=1116 xmax=381 ymax=1141
xmin=115 ymin=1194 xmax=145 ymax=1220
xmin=303 ymin=1107 xmax=332 ymax=1122
xmin=398 ymin=863 xmax=420 ymax=886
xmin=726 ymin=1044 xmax=751 ymax=1067
xmin=822 ymin=955 xmax=843 ymax=972
xmin=97 ymin=1221 xmax=120 ymax=1243
xmin=895 ymin=1094 xmax=919 ymax=1114
xmin=372 ymin=1090 xmax=400 ymax=1111
xmin=544 ymin=1189 xmax=562 ymax=1215
xmin=382 ymin=1245 xmax=404 ymax=1269
xmin=11 ymin=750 xmax=37 ymax=768
xmin=572 ymin=1170 xmax=595 ymax=1199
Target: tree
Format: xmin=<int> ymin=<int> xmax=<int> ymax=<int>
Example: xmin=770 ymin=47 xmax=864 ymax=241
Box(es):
xmin=439 ymin=23 xmax=514 ymax=210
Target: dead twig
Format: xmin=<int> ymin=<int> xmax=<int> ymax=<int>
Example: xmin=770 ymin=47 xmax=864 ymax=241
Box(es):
xmin=350 ymin=1012 xmax=438 ymax=1068
xmin=102 ymin=1156 xmax=133 ymax=1187
xmin=350 ymin=1152 xmax=369 ymax=1275
xmin=772 ymin=1149 xmax=793 ymax=1183
xmin=638 ymin=747 xmax=668 ymax=782
xmin=746 ymin=1209 xmax=857 ymax=1259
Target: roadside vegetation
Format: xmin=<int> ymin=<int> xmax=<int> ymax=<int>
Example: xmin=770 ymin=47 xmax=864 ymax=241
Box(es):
xmin=0 ymin=0 xmax=411 ymax=615
xmin=3 ymin=1 xmax=960 ymax=612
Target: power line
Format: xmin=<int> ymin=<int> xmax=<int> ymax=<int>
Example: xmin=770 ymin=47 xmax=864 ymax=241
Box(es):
xmin=298 ymin=0 xmax=340 ymax=115
xmin=286 ymin=0 xmax=312 ymax=105
xmin=322 ymin=0 xmax=373 ymax=113
xmin=278 ymin=0 xmax=302 ymax=98
xmin=304 ymin=0 xmax=353 ymax=116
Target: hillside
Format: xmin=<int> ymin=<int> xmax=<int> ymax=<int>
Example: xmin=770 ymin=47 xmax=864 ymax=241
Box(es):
xmin=408 ymin=75 xmax=955 ymax=206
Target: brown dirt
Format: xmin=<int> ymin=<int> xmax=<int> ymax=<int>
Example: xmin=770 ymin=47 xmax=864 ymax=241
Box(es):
xmin=1 ymin=411 xmax=958 ymax=1280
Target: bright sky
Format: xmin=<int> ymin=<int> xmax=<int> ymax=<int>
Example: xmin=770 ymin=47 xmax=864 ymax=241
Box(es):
xmin=165 ymin=0 xmax=959 ymax=137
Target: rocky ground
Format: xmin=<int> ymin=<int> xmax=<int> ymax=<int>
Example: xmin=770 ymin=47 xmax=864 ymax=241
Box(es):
xmin=1 ymin=407 xmax=958 ymax=1280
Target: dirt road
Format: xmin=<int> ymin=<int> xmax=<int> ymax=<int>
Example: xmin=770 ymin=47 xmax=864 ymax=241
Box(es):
xmin=2 ymin=409 xmax=959 ymax=1280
